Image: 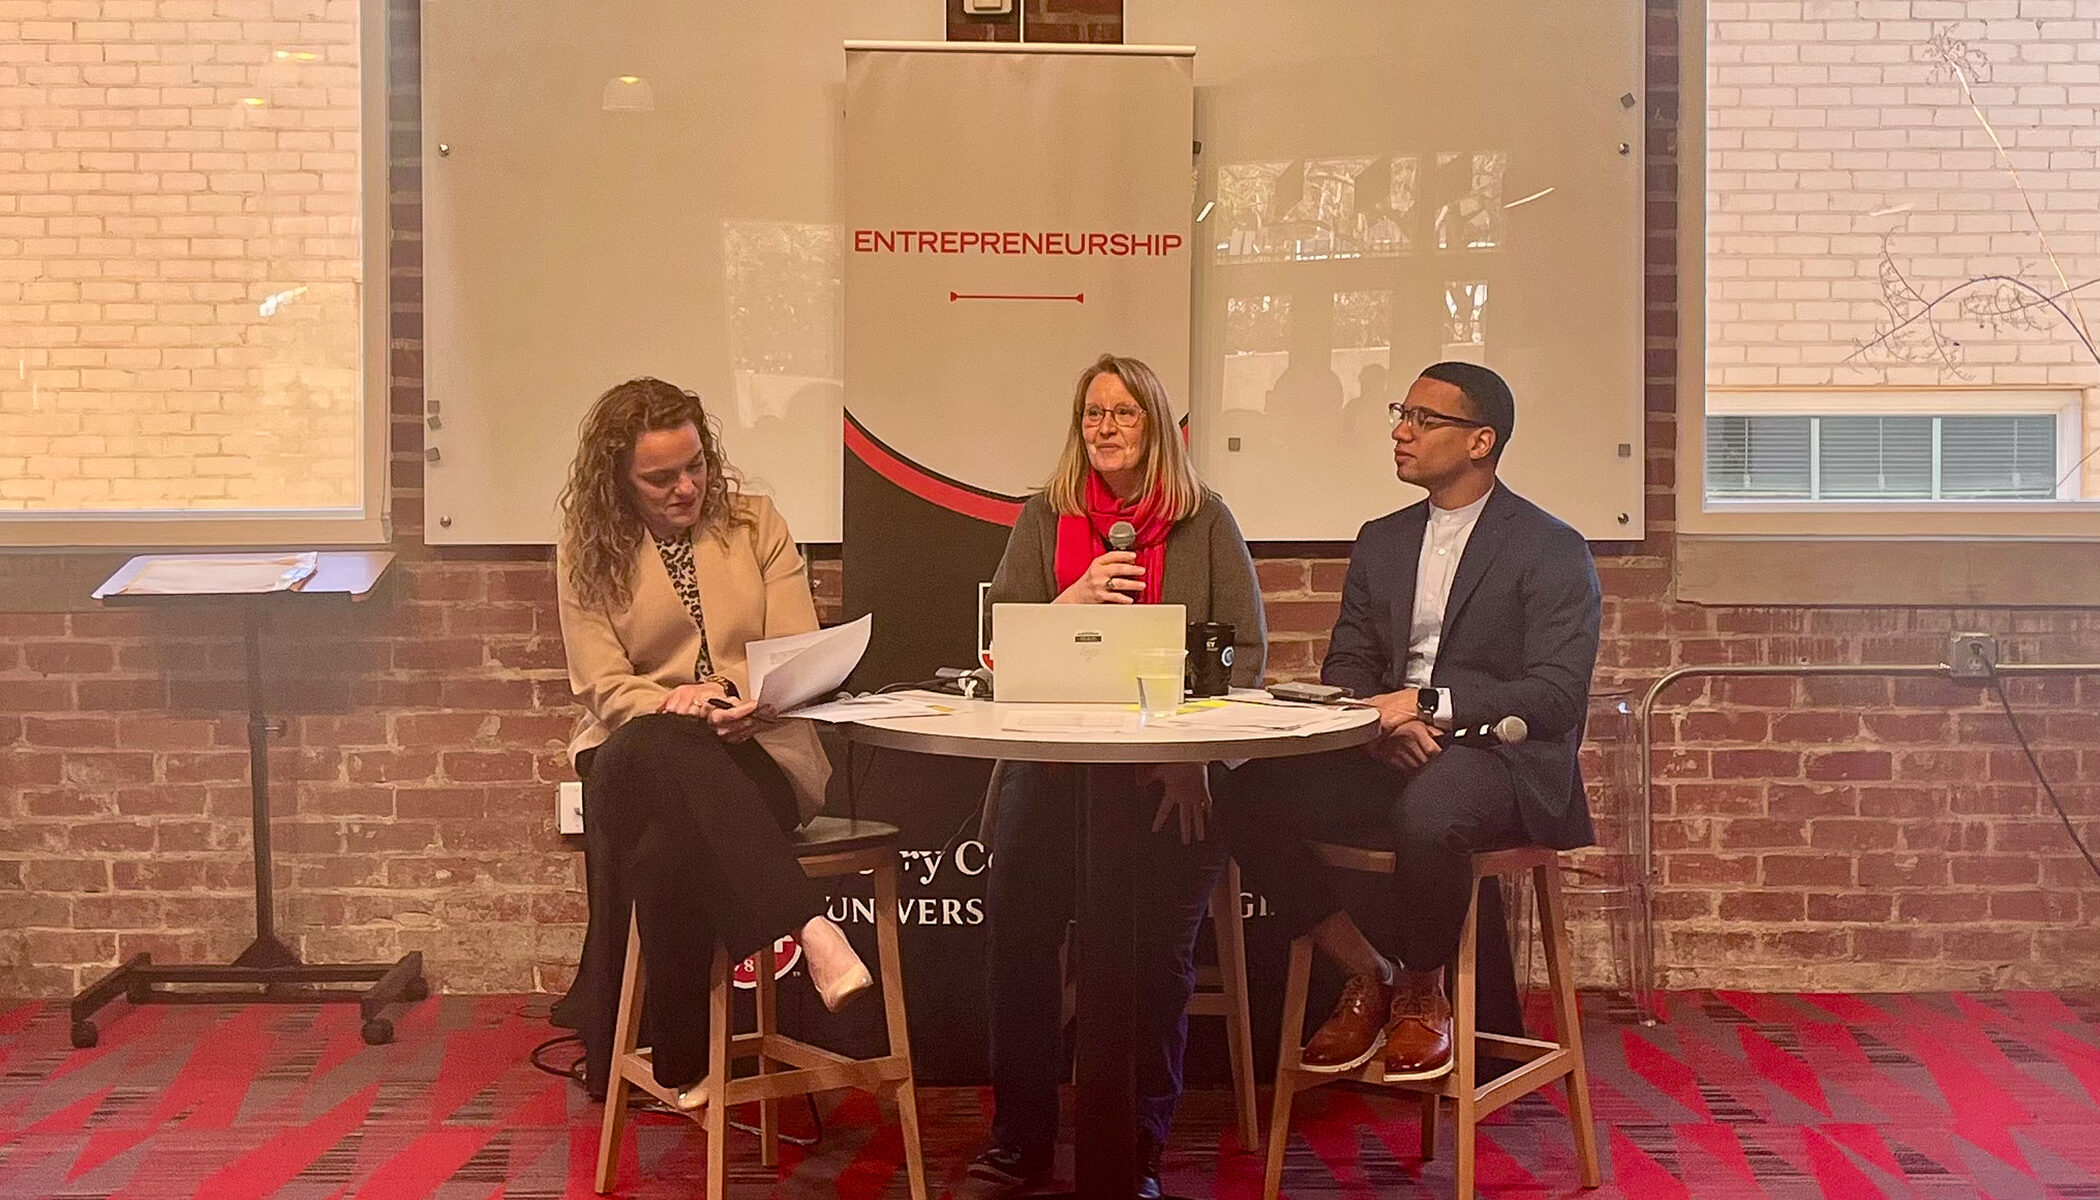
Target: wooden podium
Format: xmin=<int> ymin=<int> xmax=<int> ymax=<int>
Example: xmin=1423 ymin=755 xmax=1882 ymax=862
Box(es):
xmin=70 ymin=552 xmax=427 ymax=1048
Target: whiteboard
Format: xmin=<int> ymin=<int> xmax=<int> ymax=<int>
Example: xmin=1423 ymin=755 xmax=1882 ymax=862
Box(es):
xmin=420 ymin=0 xmax=941 ymax=544
xmin=423 ymin=0 xmax=1643 ymax=544
xmin=1129 ymin=1 xmax=1646 ymax=540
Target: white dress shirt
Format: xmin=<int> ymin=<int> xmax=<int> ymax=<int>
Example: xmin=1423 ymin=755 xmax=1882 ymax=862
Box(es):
xmin=1401 ymin=487 xmax=1492 ymax=726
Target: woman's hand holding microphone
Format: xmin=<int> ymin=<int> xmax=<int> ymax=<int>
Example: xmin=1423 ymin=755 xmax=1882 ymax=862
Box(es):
xmin=1056 ymin=551 xmax=1146 ymax=605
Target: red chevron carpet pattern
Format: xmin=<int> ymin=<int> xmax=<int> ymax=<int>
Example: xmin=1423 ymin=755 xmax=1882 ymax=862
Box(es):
xmin=3 ymin=990 xmax=2098 ymax=1198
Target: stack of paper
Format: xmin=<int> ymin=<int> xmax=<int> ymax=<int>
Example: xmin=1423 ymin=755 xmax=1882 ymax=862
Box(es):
xmin=119 ymin=552 xmax=319 ymax=596
xmin=746 ymin=614 xmax=872 ymax=712
xmin=787 ymin=694 xmax=952 ymax=723
xmin=1147 ymin=701 xmax=1365 ymax=737
xmin=999 ymin=710 xmax=1142 ymax=735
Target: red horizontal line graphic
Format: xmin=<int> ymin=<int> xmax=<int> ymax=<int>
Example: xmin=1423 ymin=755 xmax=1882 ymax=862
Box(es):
xmin=949 ymin=291 xmax=1085 ymax=303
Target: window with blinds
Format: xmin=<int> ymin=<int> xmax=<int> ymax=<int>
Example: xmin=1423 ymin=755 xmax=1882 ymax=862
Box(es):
xmin=1706 ymin=415 xmax=2059 ymax=502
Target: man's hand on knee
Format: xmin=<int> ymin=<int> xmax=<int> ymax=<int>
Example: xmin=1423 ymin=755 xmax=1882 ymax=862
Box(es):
xmin=1371 ymin=721 xmax=1441 ymax=771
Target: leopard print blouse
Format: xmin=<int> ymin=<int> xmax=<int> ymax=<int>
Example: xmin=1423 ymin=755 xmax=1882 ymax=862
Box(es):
xmin=655 ymin=533 xmax=715 ymax=680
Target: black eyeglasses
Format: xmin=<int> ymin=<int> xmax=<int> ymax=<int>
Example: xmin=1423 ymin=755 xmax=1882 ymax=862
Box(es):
xmin=1388 ymin=402 xmax=1490 ymax=432
xmin=1081 ymin=405 xmax=1145 ymax=429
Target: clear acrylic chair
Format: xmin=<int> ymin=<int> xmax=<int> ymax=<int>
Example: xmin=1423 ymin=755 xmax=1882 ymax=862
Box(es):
xmin=1504 ymin=689 xmax=1654 ymax=1023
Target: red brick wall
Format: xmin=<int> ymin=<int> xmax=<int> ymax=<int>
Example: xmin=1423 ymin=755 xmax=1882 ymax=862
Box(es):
xmin=3 ymin=0 xmax=2098 ymax=998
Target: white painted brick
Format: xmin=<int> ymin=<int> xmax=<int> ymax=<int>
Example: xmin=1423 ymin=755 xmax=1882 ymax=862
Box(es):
xmin=1 ymin=1 xmax=361 ymax=511
xmin=1743 ymin=43 xmax=1803 ymax=63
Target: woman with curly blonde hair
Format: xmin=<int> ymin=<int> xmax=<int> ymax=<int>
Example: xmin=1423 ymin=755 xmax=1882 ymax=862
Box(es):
xmin=555 ymin=377 xmax=870 ymax=1107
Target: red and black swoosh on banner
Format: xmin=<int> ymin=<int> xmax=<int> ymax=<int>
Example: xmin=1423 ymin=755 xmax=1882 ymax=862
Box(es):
xmin=841 ymin=410 xmax=1023 ymax=686
xmin=843 ymin=410 xmax=1026 ymax=527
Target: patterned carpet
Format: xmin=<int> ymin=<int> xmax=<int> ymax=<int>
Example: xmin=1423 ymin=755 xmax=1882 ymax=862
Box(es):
xmin=3 ymin=990 xmax=2099 ymax=1198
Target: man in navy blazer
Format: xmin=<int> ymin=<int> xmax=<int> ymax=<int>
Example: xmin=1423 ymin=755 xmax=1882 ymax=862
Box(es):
xmin=1225 ymin=361 xmax=1602 ymax=1081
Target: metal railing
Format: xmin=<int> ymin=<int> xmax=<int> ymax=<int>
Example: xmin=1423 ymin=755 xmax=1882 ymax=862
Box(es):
xmin=1632 ymin=660 xmax=2100 ymax=1025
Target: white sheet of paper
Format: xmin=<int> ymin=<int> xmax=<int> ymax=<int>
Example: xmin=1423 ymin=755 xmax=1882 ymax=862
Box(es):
xmin=999 ymin=710 xmax=1142 ymax=735
xmin=1147 ymin=703 xmax=1328 ymax=732
xmin=120 ymin=552 xmax=319 ymax=596
xmin=1149 ymin=701 xmax=1369 ymax=738
xmin=787 ymin=693 xmax=950 ymax=723
xmin=1286 ymin=711 xmax=1376 ymax=737
xmin=746 ymin=614 xmax=872 ymax=713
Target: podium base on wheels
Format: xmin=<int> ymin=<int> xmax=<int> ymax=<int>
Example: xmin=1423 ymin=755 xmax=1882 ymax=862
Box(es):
xmin=69 ymin=949 xmax=427 ymax=1049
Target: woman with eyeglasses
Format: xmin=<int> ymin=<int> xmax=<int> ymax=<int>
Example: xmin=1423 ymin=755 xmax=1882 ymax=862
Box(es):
xmin=966 ymin=354 xmax=1266 ymax=1198
xmin=554 ymin=377 xmax=874 ymax=1110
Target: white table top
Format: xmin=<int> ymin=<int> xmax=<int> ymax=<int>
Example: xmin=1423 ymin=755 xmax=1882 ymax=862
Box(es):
xmin=842 ymin=694 xmax=1381 ymax=764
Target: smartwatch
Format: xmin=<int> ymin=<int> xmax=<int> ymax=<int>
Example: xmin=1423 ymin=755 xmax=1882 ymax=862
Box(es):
xmin=1416 ymin=687 xmax=1441 ymax=721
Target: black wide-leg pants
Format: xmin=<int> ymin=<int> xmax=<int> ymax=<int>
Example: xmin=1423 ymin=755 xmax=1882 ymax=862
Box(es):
xmin=578 ymin=714 xmax=825 ymax=1090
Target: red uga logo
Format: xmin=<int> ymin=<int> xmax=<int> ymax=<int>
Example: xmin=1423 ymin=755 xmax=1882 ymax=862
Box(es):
xmin=733 ymin=935 xmax=803 ymax=989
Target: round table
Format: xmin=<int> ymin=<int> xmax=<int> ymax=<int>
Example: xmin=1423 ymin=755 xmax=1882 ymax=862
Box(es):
xmin=846 ymin=698 xmax=1380 ymax=1200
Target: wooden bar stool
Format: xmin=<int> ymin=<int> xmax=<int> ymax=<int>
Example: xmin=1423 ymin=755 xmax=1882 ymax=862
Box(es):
xmin=593 ymin=817 xmax=927 ymax=1200
xmin=1187 ymin=858 xmax=1261 ymax=1151
xmin=1263 ymin=844 xmax=1600 ymax=1200
xmin=1060 ymin=859 xmax=1262 ymax=1152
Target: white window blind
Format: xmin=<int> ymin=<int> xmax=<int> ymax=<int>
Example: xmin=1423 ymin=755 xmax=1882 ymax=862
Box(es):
xmin=1818 ymin=417 xmax=1932 ymax=500
xmin=1705 ymin=415 xmax=1810 ymax=498
xmin=1942 ymin=416 xmax=2057 ymax=499
xmin=1707 ymin=414 xmax=2058 ymax=502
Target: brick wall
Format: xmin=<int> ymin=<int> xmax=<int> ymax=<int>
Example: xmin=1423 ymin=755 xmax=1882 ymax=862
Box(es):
xmin=0 ymin=0 xmax=365 ymax=511
xmin=3 ymin=0 xmax=2098 ymax=999
xmin=1708 ymin=0 xmax=2100 ymax=391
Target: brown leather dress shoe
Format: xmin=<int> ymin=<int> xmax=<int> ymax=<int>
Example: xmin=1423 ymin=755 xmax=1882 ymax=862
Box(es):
xmin=1379 ymin=972 xmax=1454 ymax=1082
xmin=1301 ymin=973 xmax=1395 ymax=1073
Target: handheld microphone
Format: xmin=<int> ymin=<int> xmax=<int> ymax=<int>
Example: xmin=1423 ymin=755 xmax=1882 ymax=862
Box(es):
xmin=1107 ymin=520 xmax=1137 ymax=552
xmin=1441 ymin=716 xmax=1527 ymax=747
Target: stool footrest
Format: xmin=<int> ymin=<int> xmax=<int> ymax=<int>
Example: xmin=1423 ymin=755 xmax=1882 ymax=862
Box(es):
xmin=611 ymin=1056 xmax=681 ymax=1110
xmin=1281 ymin=1038 xmax=1571 ymax=1100
xmin=724 ymin=1057 xmax=910 ymax=1105
xmin=754 ymin=1033 xmax=856 ymax=1073
xmin=1474 ymin=1050 xmax=1577 ymax=1119
xmin=613 ymin=1049 xmax=913 ymax=1112
xmin=1478 ymin=1031 xmax=1560 ymax=1062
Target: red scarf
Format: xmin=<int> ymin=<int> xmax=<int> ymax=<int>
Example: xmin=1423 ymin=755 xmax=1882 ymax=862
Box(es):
xmin=1053 ymin=471 xmax=1171 ymax=605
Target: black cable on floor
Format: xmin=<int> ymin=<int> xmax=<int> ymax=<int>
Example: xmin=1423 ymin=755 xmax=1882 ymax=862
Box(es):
xmin=1989 ymin=668 xmax=2100 ymax=884
xmin=530 ymin=1032 xmax=586 ymax=1082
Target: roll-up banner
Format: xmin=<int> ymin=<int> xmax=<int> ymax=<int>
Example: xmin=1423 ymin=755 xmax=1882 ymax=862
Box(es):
xmin=842 ymin=42 xmax=1196 ymax=687
xmin=815 ymin=42 xmax=1194 ymax=1082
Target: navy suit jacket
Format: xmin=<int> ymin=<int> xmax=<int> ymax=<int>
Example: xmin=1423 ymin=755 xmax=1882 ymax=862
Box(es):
xmin=1322 ymin=484 xmax=1603 ymax=850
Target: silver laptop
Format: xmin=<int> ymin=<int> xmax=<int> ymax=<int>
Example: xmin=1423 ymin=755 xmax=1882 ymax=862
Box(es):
xmin=991 ymin=602 xmax=1186 ymax=704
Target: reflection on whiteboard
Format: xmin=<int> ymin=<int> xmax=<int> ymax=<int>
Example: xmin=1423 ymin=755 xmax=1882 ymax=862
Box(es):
xmin=1130 ymin=0 xmax=1645 ymax=541
xmin=1191 ymin=126 xmax=1633 ymax=537
xmin=1213 ymin=287 xmax=1414 ymax=517
xmin=720 ymin=219 xmax=843 ymax=523
xmin=420 ymin=0 xmax=942 ymax=545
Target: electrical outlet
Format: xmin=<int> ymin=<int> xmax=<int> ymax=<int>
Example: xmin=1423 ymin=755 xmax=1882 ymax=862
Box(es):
xmin=1947 ymin=632 xmax=1998 ymax=683
xmin=557 ymin=781 xmax=584 ymax=835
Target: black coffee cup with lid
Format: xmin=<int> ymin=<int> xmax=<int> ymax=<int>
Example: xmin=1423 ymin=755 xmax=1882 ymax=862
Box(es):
xmin=1187 ymin=621 xmax=1235 ymax=697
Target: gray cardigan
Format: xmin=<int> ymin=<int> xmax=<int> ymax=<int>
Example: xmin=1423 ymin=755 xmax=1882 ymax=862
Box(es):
xmin=977 ymin=489 xmax=1268 ymax=845
xmin=987 ymin=490 xmax=1268 ymax=686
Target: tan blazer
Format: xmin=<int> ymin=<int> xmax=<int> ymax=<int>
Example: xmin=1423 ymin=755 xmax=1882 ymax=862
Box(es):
xmin=557 ymin=493 xmax=832 ymax=823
